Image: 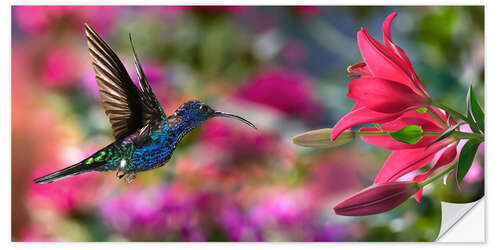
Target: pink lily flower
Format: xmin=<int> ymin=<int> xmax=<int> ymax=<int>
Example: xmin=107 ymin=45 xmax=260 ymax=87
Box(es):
xmin=360 ymin=108 xmax=459 ymax=202
xmin=331 ymin=12 xmax=431 ymax=141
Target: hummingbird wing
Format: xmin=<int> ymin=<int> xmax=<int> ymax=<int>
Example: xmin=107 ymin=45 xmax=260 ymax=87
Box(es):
xmin=85 ymin=24 xmax=165 ymax=140
xmin=128 ymin=33 xmax=167 ymax=121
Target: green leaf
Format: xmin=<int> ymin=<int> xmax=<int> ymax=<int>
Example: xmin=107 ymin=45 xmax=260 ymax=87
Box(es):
xmin=456 ymin=139 xmax=482 ymax=186
xmin=425 ymin=122 xmax=461 ymax=151
xmin=389 ymin=125 xmax=423 ymax=145
xmin=467 ymin=86 xmax=484 ymax=133
xmin=466 ymin=87 xmax=481 ymax=133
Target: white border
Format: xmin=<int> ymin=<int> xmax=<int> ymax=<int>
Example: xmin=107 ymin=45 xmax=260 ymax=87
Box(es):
xmin=5 ymin=0 xmax=497 ymax=249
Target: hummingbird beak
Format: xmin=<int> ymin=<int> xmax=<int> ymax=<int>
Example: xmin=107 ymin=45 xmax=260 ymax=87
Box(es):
xmin=213 ymin=111 xmax=257 ymax=130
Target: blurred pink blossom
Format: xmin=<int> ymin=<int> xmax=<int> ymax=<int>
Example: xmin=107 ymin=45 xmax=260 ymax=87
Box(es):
xmin=29 ymin=162 xmax=102 ymax=213
xmin=42 ymin=47 xmax=81 ymax=89
xmin=235 ymin=68 xmax=321 ymax=123
xmin=100 ymin=185 xmax=208 ymax=241
xmin=309 ymin=157 xmax=362 ymax=197
xmin=14 ymin=6 xmax=117 ymax=35
xmin=100 ymin=186 xmax=170 ymax=240
xmin=19 ymin=227 xmax=56 ymax=242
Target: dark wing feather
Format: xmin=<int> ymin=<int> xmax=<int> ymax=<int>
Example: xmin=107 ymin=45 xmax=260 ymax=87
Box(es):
xmin=128 ymin=33 xmax=166 ymax=121
xmin=85 ymin=24 xmax=165 ymax=140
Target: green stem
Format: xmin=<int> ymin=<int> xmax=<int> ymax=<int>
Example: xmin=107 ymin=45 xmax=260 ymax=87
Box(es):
xmin=353 ymin=131 xmax=482 ymax=140
xmin=431 ymin=102 xmax=468 ymax=122
xmin=426 ymin=108 xmax=448 ymax=128
xmin=452 ymin=131 xmax=484 ymax=141
xmin=418 ymin=162 xmax=458 ymax=187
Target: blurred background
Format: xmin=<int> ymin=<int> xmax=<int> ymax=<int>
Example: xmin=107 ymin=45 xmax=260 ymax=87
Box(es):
xmin=11 ymin=6 xmax=484 ymax=241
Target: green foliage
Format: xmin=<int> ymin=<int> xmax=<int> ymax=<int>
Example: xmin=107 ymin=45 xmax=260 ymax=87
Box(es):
xmin=456 ymin=139 xmax=482 ymax=186
xmin=425 ymin=123 xmax=461 ymax=151
xmin=467 ymin=86 xmax=485 ymax=133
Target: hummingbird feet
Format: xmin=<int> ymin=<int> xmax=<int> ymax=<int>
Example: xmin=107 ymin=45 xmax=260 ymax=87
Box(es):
xmin=124 ymin=172 xmax=136 ymax=183
xmin=115 ymin=170 xmax=137 ymax=183
xmin=116 ymin=170 xmax=126 ymax=180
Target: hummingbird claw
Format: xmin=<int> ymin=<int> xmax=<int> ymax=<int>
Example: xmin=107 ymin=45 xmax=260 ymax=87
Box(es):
xmin=124 ymin=172 xmax=136 ymax=183
xmin=116 ymin=170 xmax=126 ymax=179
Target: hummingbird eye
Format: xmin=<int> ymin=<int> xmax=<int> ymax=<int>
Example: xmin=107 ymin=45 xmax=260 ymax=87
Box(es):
xmin=199 ymin=104 xmax=209 ymax=113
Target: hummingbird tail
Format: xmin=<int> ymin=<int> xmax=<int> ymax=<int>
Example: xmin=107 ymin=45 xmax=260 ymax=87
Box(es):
xmin=33 ymin=160 xmax=103 ymax=184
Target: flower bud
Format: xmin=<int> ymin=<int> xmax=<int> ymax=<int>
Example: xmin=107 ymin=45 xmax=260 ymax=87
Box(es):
xmin=292 ymin=129 xmax=354 ymax=148
xmin=389 ymin=125 xmax=423 ymax=145
xmin=334 ymin=181 xmax=420 ymax=216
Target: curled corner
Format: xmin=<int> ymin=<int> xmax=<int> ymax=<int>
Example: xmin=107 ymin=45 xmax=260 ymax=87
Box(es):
xmin=436 ymin=198 xmax=484 ymax=242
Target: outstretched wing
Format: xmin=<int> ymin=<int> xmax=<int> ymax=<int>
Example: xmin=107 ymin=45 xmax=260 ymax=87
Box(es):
xmin=129 ymin=33 xmax=166 ymax=121
xmin=85 ymin=24 xmax=165 ymax=140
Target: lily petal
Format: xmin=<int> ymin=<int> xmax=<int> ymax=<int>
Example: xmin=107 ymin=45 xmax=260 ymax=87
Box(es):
xmin=382 ymin=12 xmax=413 ymax=74
xmin=381 ymin=110 xmax=444 ymax=132
xmin=330 ymin=106 xmax=403 ymax=141
xmin=358 ymin=28 xmax=418 ymax=92
xmin=382 ymin=12 xmax=429 ymax=97
xmin=374 ymin=139 xmax=453 ymax=184
xmin=347 ymin=77 xmax=427 ymax=113
xmin=413 ymin=144 xmax=458 ymax=201
xmin=427 ymin=106 xmax=453 ymax=127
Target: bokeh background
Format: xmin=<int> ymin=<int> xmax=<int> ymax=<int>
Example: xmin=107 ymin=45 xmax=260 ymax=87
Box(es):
xmin=11 ymin=6 xmax=484 ymax=241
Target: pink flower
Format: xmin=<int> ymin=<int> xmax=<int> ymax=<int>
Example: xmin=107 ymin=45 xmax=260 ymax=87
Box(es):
xmin=331 ymin=12 xmax=431 ymax=141
xmin=334 ymin=181 xmax=420 ymax=216
xmin=100 ymin=186 xmax=170 ymax=239
xmin=42 ymin=47 xmax=82 ymax=89
xmin=357 ymin=108 xmax=459 ymax=202
xmin=29 ymin=161 xmax=102 ymax=213
xmin=236 ymin=68 xmax=321 ymax=123
xmin=360 ymin=111 xmax=484 ymax=202
xmin=14 ymin=6 xmax=117 ymax=35
xmin=412 ymin=143 xmax=458 ymax=201
xmin=19 ymin=227 xmax=56 ymax=242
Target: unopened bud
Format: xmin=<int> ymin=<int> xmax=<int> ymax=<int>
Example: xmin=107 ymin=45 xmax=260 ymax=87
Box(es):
xmin=334 ymin=181 xmax=420 ymax=216
xmin=292 ymin=129 xmax=354 ymax=148
xmin=389 ymin=125 xmax=423 ymax=145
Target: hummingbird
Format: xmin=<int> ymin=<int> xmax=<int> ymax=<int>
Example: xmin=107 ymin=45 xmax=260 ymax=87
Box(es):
xmin=33 ymin=24 xmax=256 ymax=184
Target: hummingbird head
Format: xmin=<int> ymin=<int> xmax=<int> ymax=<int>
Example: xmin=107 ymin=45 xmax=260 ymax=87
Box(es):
xmin=171 ymin=100 xmax=257 ymax=130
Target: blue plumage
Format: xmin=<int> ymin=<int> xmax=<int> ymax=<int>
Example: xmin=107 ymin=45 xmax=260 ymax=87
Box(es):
xmin=33 ymin=25 xmax=256 ymax=184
